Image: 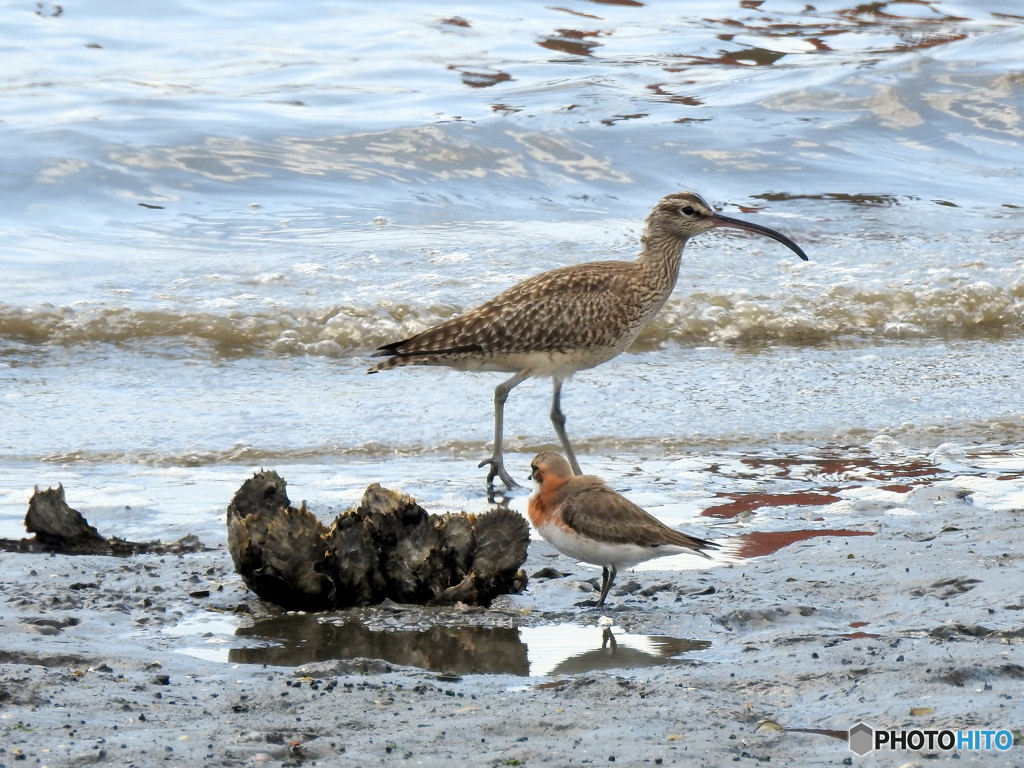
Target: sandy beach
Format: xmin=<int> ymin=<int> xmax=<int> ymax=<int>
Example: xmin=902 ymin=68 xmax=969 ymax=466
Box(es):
xmin=2 ymin=450 xmax=1022 ymax=767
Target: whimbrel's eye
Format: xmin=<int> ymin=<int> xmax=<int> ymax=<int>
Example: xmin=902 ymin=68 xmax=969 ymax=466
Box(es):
xmin=681 ymin=206 xmax=695 ymax=216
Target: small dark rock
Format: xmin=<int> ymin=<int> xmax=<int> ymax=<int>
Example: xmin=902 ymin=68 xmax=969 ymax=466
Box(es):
xmin=531 ymin=567 xmax=568 ymax=580
xmin=640 ymin=582 xmax=672 ymax=597
xmin=688 ymin=585 xmax=716 ymax=596
xmin=614 ymin=580 xmax=642 ymax=595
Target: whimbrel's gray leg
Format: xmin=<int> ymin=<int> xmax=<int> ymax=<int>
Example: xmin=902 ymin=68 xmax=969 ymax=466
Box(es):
xmin=479 ymin=372 xmax=529 ymax=489
xmin=550 ymin=378 xmax=582 ymax=476
xmin=597 ymin=565 xmax=617 ymax=607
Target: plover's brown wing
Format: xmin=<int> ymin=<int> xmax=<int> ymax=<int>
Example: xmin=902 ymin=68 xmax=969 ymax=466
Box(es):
xmin=559 ymin=483 xmax=718 ymax=557
xmin=371 ymin=261 xmax=649 ymax=365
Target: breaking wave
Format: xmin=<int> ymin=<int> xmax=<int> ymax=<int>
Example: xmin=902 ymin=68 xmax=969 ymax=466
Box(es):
xmin=4 ymin=277 xmax=1024 ymax=357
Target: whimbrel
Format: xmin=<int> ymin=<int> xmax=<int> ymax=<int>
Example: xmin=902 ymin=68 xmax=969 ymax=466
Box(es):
xmin=528 ymin=451 xmax=718 ymax=607
xmin=369 ymin=192 xmax=808 ymax=488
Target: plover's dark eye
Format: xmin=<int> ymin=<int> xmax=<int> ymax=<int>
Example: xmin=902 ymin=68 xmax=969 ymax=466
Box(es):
xmin=681 ymin=205 xmax=695 ymax=216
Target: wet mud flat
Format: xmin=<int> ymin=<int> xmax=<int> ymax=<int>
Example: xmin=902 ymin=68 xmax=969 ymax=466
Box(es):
xmin=1 ymin=472 xmax=1023 ymax=767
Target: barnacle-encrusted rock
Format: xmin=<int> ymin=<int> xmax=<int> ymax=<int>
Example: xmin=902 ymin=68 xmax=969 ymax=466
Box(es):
xmin=227 ymin=471 xmax=529 ymax=610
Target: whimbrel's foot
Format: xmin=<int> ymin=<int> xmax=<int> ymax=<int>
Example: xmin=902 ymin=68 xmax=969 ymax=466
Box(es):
xmin=479 ymin=457 xmax=520 ymax=490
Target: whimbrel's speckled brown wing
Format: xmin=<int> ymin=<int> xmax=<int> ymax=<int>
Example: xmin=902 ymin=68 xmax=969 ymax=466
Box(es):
xmin=374 ymin=260 xmax=657 ymax=360
xmin=559 ymin=482 xmax=717 ymax=555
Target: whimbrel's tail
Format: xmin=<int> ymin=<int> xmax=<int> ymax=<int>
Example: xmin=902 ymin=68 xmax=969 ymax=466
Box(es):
xmin=367 ymin=340 xmax=485 ymax=373
xmin=367 ymin=354 xmax=412 ymax=373
xmin=367 ymin=315 xmax=488 ymax=373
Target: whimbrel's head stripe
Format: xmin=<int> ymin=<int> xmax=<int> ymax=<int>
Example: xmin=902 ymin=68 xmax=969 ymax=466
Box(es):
xmin=646 ymin=191 xmax=808 ymax=262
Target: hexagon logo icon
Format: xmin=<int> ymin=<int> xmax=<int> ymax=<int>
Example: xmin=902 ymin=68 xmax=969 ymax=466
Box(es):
xmin=848 ymin=722 xmax=874 ymax=755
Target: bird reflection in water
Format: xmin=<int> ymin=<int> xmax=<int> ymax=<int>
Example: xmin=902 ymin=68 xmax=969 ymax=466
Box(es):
xmin=546 ymin=625 xmax=710 ymax=677
xmin=226 ymin=614 xmax=710 ymax=677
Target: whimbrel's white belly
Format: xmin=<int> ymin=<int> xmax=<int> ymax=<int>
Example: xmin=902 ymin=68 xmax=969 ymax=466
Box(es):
xmin=453 ymin=347 xmax=625 ymax=377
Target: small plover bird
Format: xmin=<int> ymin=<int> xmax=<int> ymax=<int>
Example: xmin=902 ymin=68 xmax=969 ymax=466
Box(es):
xmin=527 ymin=451 xmax=718 ymax=607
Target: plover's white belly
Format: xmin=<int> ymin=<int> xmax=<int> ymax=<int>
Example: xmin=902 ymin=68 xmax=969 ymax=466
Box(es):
xmin=538 ymin=520 xmax=681 ymax=570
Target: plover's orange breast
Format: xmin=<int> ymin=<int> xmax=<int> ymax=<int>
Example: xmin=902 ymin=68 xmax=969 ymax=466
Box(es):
xmin=527 ymin=473 xmax=570 ymax=528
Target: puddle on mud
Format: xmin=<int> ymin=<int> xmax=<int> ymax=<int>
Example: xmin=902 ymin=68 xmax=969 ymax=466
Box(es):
xmin=523 ymin=624 xmax=709 ymax=677
xmin=714 ymin=455 xmax=951 ymax=485
xmin=702 ymin=491 xmax=845 ymax=519
xmin=175 ymin=616 xmax=710 ymax=677
xmin=732 ymin=529 xmax=875 ymax=559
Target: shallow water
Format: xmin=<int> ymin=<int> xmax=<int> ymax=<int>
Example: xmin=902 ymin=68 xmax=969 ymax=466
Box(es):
xmin=173 ymin=615 xmax=711 ymax=677
xmin=2 ymin=1 xmax=1023 ymax=543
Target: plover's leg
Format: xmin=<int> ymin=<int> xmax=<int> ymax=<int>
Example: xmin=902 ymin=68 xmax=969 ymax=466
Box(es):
xmin=596 ymin=565 xmax=617 ymax=607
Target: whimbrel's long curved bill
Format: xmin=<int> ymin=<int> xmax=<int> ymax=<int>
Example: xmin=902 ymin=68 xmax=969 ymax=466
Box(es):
xmin=710 ymin=213 xmax=809 ymax=261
